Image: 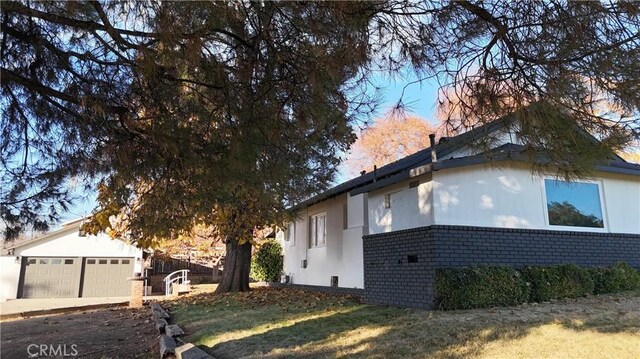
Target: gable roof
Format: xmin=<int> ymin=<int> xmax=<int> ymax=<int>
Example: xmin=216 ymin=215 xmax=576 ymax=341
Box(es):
xmin=294 ymin=114 xmax=639 ymax=209
xmin=7 ymin=219 xmax=83 ymax=250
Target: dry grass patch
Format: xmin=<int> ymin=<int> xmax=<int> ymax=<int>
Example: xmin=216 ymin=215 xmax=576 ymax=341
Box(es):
xmin=169 ymin=287 xmax=640 ymax=359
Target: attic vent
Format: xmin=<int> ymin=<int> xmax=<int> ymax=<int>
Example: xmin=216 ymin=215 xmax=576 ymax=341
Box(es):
xmin=407 ymin=255 xmax=418 ymax=263
xmin=331 ymin=276 xmax=339 ymax=287
xmin=409 ymin=180 xmax=420 ymax=188
xmin=301 ymin=259 xmax=307 ymax=268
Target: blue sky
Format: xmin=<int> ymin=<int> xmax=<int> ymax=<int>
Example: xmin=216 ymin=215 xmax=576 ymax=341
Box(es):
xmin=366 ymin=72 xmax=440 ymax=125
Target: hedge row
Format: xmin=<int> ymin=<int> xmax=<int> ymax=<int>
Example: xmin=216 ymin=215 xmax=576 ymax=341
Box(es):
xmin=435 ymin=262 xmax=640 ymax=310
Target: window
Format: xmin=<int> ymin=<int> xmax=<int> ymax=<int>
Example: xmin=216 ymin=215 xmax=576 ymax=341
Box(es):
xmin=121 ymin=259 xmax=131 ymax=265
xmin=309 ymin=213 xmax=326 ymax=248
xmin=39 ymin=259 xmax=48 ymax=265
xmin=110 ymin=259 xmax=119 ymax=264
xmin=51 ymin=259 xmax=62 ymax=265
xmin=544 ymin=179 xmax=604 ymax=228
xmin=384 ymin=194 xmax=391 ymax=208
xmin=64 ymin=259 xmax=74 ymax=265
xmin=98 ymin=259 xmax=108 ymax=264
xmin=28 ymin=259 xmax=36 ymax=265
xmin=87 ymin=259 xmax=96 ymax=264
xmin=285 ymin=223 xmax=295 ymax=245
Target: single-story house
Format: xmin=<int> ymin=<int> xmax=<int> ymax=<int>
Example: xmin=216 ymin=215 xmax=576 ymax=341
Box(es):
xmin=278 ymin=116 xmax=640 ymax=308
xmin=1 ymin=218 xmax=143 ymax=302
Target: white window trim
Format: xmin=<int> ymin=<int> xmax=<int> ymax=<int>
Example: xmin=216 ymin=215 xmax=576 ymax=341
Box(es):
xmin=540 ymin=178 xmax=609 ymax=232
xmin=309 ymin=212 xmax=327 ymax=249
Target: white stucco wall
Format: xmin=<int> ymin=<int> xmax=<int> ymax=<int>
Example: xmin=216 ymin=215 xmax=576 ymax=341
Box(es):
xmin=14 ymin=227 xmax=143 ymax=273
xmin=431 ymin=162 xmax=640 ymax=233
xmin=0 ymin=256 xmax=22 ymax=301
xmin=282 ymin=194 xmax=366 ymax=288
xmin=368 ymin=174 xmax=434 ymax=234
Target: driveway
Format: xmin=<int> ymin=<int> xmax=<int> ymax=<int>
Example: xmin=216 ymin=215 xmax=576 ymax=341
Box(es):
xmin=0 ymin=297 xmax=129 ymax=317
xmin=1 ymin=306 xmax=157 ymax=358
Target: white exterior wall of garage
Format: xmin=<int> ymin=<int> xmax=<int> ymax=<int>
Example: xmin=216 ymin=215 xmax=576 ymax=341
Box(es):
xmin=1 ymin=222 xmax=142 ymax=301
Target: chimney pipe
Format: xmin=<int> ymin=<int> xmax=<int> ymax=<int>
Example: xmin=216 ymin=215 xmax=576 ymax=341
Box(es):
xmin=373 ymin=165 xmax=378 ymax=182
xmin=429 ymin=133 xmax=437 ymax=163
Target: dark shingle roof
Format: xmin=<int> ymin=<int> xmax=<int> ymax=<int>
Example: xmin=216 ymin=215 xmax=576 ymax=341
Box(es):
xmin=294 ymin=116 xmax=640 ymax=209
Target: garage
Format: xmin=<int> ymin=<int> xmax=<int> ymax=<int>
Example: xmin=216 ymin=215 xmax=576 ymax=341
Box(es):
xmin=2 ymin=217 xmax=143 ymax=301
xmin=20 ymin=256 xmax=135 ymax=298
xmin=81 ymin=258 xmax=134 ymax=297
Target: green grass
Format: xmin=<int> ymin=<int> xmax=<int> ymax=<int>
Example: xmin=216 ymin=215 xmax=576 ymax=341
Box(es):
xmin=168 ymin=286 xmax=640 ymax=359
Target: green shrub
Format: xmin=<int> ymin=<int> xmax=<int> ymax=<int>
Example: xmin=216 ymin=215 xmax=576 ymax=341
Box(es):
xmin=522 ymin=264 xmax=594 ymax=302
xmin=250 ymin=240 xmax=284 ymax=282
xmin=435 ymin=265 xmax=530 ymax=310
xmin=590 ymin=262 xmax=640 ymax=294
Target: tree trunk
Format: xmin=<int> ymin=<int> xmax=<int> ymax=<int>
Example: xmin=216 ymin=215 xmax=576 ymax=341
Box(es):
xmin=214 ymin=238 xmax=252 ymax=294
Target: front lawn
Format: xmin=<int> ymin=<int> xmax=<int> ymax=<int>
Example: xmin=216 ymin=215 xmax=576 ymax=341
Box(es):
xmin=168 ymin=285 xmax=640 ymax=358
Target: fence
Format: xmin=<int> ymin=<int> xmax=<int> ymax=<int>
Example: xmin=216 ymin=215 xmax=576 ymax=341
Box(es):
xmin=148 ymin=257 xmax=216 ymax=275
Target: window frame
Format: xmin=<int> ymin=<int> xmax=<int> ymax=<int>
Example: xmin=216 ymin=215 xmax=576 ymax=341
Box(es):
xmin=384 ymin=193 xmax=391 ymax=208
xmin=541 ymin=178 xmax=608 ymax=232
xmin=285 ymin=222 xmax=295 ymax=246
xmin=309 ymin=212 xmax=327 ymax=249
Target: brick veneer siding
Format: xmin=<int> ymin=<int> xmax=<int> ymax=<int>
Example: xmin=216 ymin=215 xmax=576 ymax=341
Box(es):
xmin=363 ymin=225 xmax=640 ymax=309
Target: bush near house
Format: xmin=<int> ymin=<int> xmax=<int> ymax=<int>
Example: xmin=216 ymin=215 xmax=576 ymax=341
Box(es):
xmin=523 ymin=264 xmax=594 ymax=302
xmin=250 ymin=240 xmax=283 ymax=282
xmin=434 ymin=265 xmax=530 ymax=310
xmin=436 ymin=262 xmax=640 ymax=310
xmin=590 ymin=262 xmax=640 ymax=294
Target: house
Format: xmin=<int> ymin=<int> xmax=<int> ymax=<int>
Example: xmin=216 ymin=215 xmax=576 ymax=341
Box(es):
xmin=278 ymin=116 xmax=640 ymax=308
xmin=0 ymin=218 xmax=143 ymax=302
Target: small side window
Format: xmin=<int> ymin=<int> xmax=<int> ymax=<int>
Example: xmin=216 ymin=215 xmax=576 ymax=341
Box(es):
xmin=384 ymin=194 xmax=391 ymax=208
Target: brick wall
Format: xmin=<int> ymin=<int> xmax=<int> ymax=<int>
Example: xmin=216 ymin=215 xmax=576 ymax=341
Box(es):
xmin=363 ymin=228 xmax=436 ymax=308
xmin=363 ymin=225 xmax=640 ymax=309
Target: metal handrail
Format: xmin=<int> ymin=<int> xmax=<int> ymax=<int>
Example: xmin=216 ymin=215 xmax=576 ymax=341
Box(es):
xmin=163 ymin=269 xmax=190 ymax=296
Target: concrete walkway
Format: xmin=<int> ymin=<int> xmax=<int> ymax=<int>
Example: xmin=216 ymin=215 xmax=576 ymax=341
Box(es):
xmin=0 ymin=297 xmax=130 ymax=317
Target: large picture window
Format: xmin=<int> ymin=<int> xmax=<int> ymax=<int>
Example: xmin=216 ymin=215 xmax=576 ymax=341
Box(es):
xmin=544 ymin=179 xmax=604 ymax=228
xmin=309 ymin=213 xmax=326 ymax=248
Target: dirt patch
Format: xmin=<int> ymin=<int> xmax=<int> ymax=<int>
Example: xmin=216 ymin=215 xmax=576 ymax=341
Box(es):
xmin=1 ymin=307 xmax=157 ymax=358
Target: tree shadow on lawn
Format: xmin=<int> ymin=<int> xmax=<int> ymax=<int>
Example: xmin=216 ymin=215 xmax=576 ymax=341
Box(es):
xmin=169 ymin=291 xmax=367 ymax=346
xmin=198 ymin=297 xmax=640 ymax=359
